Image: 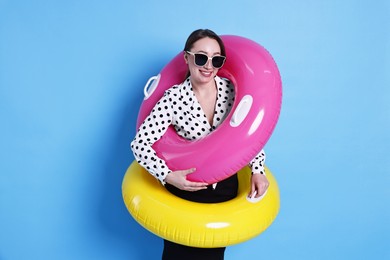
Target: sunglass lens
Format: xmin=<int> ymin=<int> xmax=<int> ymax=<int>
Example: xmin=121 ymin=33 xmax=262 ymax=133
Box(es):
xmin=194 ymin=54 xmax=208 ymax=66
xmin=212 ymin=56 xmax=225 ymax=68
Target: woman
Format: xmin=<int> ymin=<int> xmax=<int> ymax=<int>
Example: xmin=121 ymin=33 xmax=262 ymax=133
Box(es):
xmin=131 ymin=29 xmax=269 ymax=260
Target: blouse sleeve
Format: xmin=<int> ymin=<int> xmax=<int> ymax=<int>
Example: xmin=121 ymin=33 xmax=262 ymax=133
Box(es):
xmin=130 ymin=91 xmax=174 ymax=185
xmin=248 ymin=149 xmax=266 ymax=175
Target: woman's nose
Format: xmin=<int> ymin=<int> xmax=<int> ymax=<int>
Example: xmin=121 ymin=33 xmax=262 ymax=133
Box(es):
xmin=204 ymin=58 xmax=213 ymax=69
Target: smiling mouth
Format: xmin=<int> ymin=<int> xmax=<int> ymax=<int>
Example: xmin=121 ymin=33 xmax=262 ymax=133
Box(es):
xmin=200 ymin=70 xmax=213 ymax=77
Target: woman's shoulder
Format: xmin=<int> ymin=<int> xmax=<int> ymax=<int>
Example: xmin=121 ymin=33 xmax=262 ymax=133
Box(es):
xmin=216 ymin=76 xmax=235 ymax=95
xmin=216 ymin=75 xmax=233 ymax=87
xmin=164 ymin=77 xmax=191 ymax=97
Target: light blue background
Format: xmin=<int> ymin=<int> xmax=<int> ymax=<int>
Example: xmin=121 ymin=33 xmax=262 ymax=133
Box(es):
xmin=1 ymin=0 xmax=389 ymax=259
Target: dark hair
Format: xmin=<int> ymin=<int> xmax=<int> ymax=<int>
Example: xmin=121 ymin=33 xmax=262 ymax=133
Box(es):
xmin=183 ymin=29 xmax=226 ymax=78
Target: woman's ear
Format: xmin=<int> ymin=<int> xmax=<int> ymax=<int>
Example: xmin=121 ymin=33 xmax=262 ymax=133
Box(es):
xmin=183 ymin=51 xmax=188 ymax=64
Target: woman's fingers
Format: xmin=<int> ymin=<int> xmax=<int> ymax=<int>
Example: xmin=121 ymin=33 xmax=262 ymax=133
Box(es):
xmin=179 ymin=167 xmax=196 ymax=176
xmin=249 ymin=174 xmax=269 ymax=198
xmin=166 ymin=168 xmax=208 ymax=191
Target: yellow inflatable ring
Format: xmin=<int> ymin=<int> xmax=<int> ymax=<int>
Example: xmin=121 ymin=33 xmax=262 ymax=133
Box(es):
xmin=122 ymin=161 xmax=280 ymax=248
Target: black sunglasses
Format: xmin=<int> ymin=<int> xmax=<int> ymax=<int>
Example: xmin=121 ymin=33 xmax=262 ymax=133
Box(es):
xmin=186 ymin=51 xmax=226 ymax=69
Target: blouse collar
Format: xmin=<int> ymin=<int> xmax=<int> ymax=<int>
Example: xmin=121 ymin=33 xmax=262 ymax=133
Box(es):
xmin=180 ymin=76 xmax=228 ymax=128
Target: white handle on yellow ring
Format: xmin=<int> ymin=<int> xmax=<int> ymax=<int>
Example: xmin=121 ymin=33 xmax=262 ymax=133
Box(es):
xmin=143 ymin=74 xmax=161 ymax=100
xmin=247 ymin=189 xmax=268 ymax=203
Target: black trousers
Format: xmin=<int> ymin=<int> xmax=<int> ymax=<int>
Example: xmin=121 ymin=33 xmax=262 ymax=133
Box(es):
xmin=162 ymin=174 xmax=238 ymax=260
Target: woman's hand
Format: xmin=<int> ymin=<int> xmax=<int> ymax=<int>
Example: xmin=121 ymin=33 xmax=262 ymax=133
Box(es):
xmin=165 ymin=168 xmax=209 ymax=191
xmin=248 ymin=174 xmax=269 ymax=198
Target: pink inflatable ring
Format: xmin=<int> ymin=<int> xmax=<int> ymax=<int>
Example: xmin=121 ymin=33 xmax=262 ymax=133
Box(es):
xmin=136 ymin=35 xmax=282 ymax=184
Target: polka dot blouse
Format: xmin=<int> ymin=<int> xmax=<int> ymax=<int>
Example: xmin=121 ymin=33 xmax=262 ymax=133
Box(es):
xmin=131 ymin=76 xmax=266 ymax=185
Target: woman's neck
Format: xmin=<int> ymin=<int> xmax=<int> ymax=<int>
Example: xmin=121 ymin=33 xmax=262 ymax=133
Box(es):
xmin=191 ymin=80 xmax=216 ymax=97
xmin=191 ymin=79 xmax=217 ymax=126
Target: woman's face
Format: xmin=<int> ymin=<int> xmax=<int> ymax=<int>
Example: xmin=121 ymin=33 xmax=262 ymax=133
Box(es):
xmin=185 ymin=37 xmax=222 ymax=86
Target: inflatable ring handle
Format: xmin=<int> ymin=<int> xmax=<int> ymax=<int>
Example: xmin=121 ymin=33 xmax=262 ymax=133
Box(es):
xmin=230 ymin=95 xmax=253 ymax=127
xmin=143 ymin=74 xmax=161 ymax=100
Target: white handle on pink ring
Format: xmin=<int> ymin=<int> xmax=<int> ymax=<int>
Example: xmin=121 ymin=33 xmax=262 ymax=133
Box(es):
xmin=143 ymin=74 xmax=160 ymax=100
xmin=230 ymin=95 xmax=253 ymax=127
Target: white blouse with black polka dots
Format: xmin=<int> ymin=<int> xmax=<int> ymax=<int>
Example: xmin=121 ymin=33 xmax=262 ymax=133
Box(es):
xmin=131 ymin=76 xmax=266 ymax=185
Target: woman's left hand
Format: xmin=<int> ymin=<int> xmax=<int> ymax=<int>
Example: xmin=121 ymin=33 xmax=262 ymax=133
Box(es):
xmin=248 ymin=174 xmax=269 ymax=198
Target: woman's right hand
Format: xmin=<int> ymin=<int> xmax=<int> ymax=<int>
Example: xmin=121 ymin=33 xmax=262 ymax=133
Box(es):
xmin=164 ymin=168 xmax=209 ymax=191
